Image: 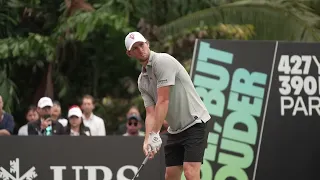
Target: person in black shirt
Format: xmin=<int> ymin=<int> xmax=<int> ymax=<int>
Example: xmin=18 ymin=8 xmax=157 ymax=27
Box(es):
xmin=28 ymin=97 xmax=65 ymax=135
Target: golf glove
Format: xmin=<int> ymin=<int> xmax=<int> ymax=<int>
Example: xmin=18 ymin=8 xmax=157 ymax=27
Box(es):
xmin=148 ymin=131 xmax=162 ymax=152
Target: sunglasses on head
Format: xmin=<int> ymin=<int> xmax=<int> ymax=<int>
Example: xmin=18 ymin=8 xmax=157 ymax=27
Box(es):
xmin=128 ymin=122 xmax=138 ymax=126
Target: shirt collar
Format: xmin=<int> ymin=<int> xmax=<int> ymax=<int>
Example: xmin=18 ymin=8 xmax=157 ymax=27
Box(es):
xmin=141 ymin=51 xmax=155 ymax=74
xmin=141 ymin=50 xmax=155 ymax=75
xmin=147 ymin=51 xmax=155 ymax=66
xmin=70 ymin=129 xmax=80 ymax=136
xmin=82 ymin=113 xmax=94 ymax=120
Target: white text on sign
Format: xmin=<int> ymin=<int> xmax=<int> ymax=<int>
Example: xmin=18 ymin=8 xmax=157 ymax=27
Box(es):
xmin=278 ymin=55 xmax=320 ymax=116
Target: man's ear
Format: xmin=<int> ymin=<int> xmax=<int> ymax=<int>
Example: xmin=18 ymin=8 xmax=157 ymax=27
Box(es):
xmin=146 ymin=41 xmax=150 ymax=47
xmin=126 ymin=50 xmax=132 ymax=57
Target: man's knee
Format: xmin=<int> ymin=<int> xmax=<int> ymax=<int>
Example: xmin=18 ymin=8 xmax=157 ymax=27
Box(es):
xmin=165 ymin=166 xmax=183 ymax=180
xmin=183 ymin=162 xmax=201 ymax=180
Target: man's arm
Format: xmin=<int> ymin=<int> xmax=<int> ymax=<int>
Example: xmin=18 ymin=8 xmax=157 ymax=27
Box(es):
xmin=138 ymin=80 xmax=156 ymax=141
xmin=152 ymin=54 xmax=178 ymax=133
xmin=152 ymin=86 xmax=170 ymax=133
xmin=0 ymin=129 xmax=10 ymax=136
xmin=144 ymin=106 xmax=155 ymax=142
xmin=0 ymin=114 xmax=15 ymax=136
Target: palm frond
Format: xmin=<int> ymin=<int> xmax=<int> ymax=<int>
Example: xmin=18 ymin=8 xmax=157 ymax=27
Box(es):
xmin=158 ymin=0 xmax=320 ymax=41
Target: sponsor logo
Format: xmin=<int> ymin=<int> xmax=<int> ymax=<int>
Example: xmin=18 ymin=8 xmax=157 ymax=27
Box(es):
xmin=0 ymin=158 xmax=37 ymax=180
xmin=0 ymin=158 xmax=139 ymax=180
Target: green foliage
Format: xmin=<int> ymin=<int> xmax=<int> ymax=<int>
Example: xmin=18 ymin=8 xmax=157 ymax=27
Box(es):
xmin=0 ymin=67 xmax=19 ymax=113
xmin=0 ymin=0 xmax=20 ymax=38
xmin=129 ymin=0 xmax=219 ymax=25
xmin=55 ymin=3 xmax=133 ymax=41
xmin=158 ymin=0 xmax=320 ymax=42
xmin=0 ymin=0 xmax=138 ymax=130
xmin=150 ymin=23 xmax=255 ymax=73
xmin=154 ymin=24 xmax=255 ymax=51
xmin=0 ymin=33 xmax=55 ymax=61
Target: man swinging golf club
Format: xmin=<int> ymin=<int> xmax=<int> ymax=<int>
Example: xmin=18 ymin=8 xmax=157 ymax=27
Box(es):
xmin=125 ymin=32 xmax=211 ymax=180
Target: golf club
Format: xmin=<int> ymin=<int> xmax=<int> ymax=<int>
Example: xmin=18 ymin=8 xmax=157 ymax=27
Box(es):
xmin=131 ymin=151 xmax=151 ymax=180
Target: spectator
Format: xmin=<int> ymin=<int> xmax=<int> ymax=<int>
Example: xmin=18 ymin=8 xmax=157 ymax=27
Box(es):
xmin=51 ymin=101 xmax=68 ymax=127
xmin=123 ymin=114 xmax=145 ymax=136
xmin=18 ymin=105 xmax=39 ymax=136
xmin=0 ymin=95 xmax=15 ymax=136
xmin=117 ymin=106 xmax=144 ymax=135
xmin=127 ymin=106 xmax=141 ymax=117
xmin=28 ymin=97 xmax=65 ymax=135
xmin=65 ymin=105 xmax=91 ymax=136
xmin=81 ymin=95 xmax=106 ymax=136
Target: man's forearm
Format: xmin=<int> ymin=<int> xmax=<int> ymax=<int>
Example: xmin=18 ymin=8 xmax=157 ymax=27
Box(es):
xmin=152 ymin=100 xmax=169 ymax=133
xmin=0 ymin=129 xmax=11 ymax=136
xmin=144 ymin=114 xmax=155 ymax=142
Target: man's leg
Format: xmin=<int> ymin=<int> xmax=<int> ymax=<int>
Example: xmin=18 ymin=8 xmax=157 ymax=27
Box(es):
xmin=165 ymin=166 xmax=183 ymax=180
xmin=164 ymin=133 xmax=184 ymax=180
xmin=182 ymin=122 xmax=209 ymax=180
xmin=183 ymin=162 xmax=201 ymax=180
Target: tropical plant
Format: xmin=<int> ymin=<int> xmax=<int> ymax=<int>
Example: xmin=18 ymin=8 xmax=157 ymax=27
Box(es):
xmin=157 ymin=0 xmax=320 ymax=42
xmin=0 ymin=0 xmax=135 ymax=131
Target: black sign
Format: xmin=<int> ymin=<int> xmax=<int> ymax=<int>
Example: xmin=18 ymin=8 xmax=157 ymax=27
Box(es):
xmin=0 ymin=136 xmax=166 ymax=180
xmin=256 ymin=42 xmax=320 ymax=180
xmin=190 ymin=40 xmax=320 ymax=180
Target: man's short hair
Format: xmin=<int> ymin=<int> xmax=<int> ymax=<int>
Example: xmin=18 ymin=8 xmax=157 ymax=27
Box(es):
xmin=53 ymin=100 xmax=61 ymax=106
xmin=27 ymin=105 xmax=37 ymax=112
xmin=82 ymin=94 xmax=95 ymax=104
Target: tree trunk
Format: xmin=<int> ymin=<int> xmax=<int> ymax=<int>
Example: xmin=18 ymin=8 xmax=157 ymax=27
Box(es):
xmin=44 ymin=63 xmax=54 ymax=99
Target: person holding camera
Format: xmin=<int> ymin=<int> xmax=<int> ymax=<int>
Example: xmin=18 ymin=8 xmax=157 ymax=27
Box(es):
xmin=28 ymin=97 xmax=65 ymax=136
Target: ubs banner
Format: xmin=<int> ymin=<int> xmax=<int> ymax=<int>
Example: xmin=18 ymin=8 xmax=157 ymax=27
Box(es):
xmin=0 ymin=136 xmax=166 ymax=180
xmin=190 ymin=40 xmax=320 ymax=180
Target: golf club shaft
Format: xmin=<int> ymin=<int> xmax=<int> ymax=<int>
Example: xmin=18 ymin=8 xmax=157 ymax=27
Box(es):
xmin=131 ymin=153 xmax=150 ymax=180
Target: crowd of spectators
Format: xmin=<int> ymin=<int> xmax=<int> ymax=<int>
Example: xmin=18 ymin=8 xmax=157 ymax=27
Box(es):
xmin=0 ymin=94 xmax=169 ymax=136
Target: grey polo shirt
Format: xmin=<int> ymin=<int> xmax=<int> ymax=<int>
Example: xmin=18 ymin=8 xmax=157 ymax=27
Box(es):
xmin=138 ymin=51 xmax=211 ymax=134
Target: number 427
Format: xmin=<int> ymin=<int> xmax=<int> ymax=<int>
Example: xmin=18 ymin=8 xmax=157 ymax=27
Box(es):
xmin=278 ymin=55 xmax=317 ymax=75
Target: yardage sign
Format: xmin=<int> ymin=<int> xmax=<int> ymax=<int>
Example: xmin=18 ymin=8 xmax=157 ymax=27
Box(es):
xmin=190 ymin=40 xmax=320 ymax=180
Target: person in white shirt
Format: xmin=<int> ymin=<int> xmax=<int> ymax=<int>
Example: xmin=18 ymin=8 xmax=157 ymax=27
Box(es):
xmin=18 ymin=105 xmax=39 ymax=136
xmin=81 ymin=94 xmax=106 ymax=136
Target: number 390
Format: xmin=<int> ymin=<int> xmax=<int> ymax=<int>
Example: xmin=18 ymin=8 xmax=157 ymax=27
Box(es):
xmin=279 ymin=76 xmax=319 ymax=95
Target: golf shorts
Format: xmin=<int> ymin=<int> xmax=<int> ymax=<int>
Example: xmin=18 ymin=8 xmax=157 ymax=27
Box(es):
xmin=164 ymin=121 xmax=209 ymax=167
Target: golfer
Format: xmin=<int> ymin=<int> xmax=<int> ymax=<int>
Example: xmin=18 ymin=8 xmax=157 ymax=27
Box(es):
xmin=125 ymin=32 xmax=211 ymax=180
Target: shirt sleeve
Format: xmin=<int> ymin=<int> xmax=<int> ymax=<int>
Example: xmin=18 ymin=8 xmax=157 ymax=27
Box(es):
xmin=18 ymin=125 xmax=28 ymax=136
xmin=153 ymin=54 xmax=179 ymax=88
